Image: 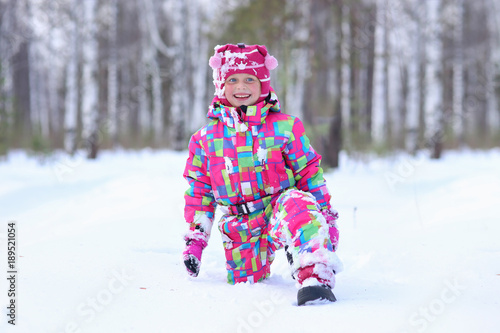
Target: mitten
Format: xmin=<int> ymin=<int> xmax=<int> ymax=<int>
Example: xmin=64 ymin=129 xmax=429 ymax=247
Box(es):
xmin=182 ymin=233 xmax=207 ymax=277
xmin=322 ymin=208 xmax=339 ymax=251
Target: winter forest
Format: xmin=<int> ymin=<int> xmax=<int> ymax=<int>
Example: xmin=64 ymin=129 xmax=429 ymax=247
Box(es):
xmin=1 ymin=0 xmax=500 ymax=166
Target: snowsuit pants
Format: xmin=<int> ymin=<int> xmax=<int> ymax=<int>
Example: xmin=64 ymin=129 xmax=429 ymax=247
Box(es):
xmin=218 ymin=188 xmax=340 ymax=286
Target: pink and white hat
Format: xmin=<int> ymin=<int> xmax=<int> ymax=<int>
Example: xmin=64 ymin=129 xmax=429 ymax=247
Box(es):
xmin=209 ymin=43 xmax=278 ymax=105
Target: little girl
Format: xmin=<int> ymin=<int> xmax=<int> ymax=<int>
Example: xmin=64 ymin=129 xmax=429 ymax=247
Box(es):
xmin=182 ymin=43 xmax=342 ymax=305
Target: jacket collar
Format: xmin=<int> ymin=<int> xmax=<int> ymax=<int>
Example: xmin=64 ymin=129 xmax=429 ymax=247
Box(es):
xmin=207 ymin=89 xmax=281 ymax=132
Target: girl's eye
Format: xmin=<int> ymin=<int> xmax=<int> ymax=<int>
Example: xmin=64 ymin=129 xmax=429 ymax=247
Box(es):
xmin=246 ymin=78 xmax=255 ymax=83
xmin=227 ymin=78 xmax=237 ymax=83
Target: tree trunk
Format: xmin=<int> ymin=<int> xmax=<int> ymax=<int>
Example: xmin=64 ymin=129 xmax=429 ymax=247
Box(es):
xmin=81 ymin=0 xmax=100 ymax=159
xmin=433 ymin=1 xmax=453 ymax=159
xmin=382 ymin=0 xmax=392 ymax=149
xmin=151 ymin=52 xmax=163 ymax=147
xmin=12 ymin=40 xmax=31 ymax=145
xmin=168 ymin=0 xmax=188 ymax=150
xmin=10 ymin=0 xmax=32 ymax=146
xmin=142 ymin=0 xmax=174 ymax=147
xmin=340 ymin=4 xmax=351 ymax=151
xmin=453 ymin=0 xmax=464 ymax=147
xmin=363 ymin=3 xmax=376 ymax=145
xmin=64 ymin=0 xmax=80 ymax=155
xmin=324 ymin=0 xmax=344 ymax=168
xmin=107 ymin=0 xmax=119 ymax=147
xmin=137 ymin=7 xmax=152 ymax=142
xmin=349 ymin=2 xmax=359 ymax=139
xmin=406 ymin=2 xmax=421 ymax=154
xmin=372 ymin=0 xmax=389 ymax=147
xmin=187 ymin=1 xmax=209 ymax=133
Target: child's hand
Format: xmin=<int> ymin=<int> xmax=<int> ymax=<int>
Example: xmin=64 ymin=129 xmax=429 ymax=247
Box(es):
xmin=182 ymin=237 xmax=207 ymax=277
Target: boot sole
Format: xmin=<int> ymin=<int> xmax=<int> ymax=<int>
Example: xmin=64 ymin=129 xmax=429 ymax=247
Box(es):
xmin=297 ymin=286 xmax=337 ymax=306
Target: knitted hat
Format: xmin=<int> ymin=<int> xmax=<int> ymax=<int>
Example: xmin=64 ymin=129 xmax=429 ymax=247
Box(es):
xmin=209 ymin=43 xmax=278 ymax=105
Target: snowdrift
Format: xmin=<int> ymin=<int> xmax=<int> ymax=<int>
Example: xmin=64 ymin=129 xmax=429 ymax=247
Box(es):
xmin=1 ymin=149 xmax=499 ymax=333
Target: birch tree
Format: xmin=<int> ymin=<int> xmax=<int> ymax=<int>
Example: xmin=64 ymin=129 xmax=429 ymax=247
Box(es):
xmin=324 ymin=0 xmax=345 ymax=168
xmin=432 ymin=0 xmax=451 ymax=158
xmin=452 ymin=0 xmax=464 ymax=145
xmin=363 ymin=2 xmax=376 ymax=145
xmin=406 ymin=1 xmax=423 ymax=153
xmin=348 ymin=1 xmax=360 ymax=147
xmin=64 ymin=0 xmax=80 ymax=154
xmin=0 ymin=0 xmax=15 ymax=154
xmin=3 ymin=0 xmax=500 ymax=158
xmin=141 ymin=0 xmax=172 ymax=147
xmin=462 ymin=0 xmax=494 ymax=146
xmin=424 ymin=0 xmax=442 ymax=154
xmin=81 ymin=0 xmax=100 ymax=159
xmin=165 ymin=0 xmax=189 ymax=150
xmin=488 ymin=0 xmax=500 ymax=135
xmin=107 ymin=0 xmax=119 ymax=147
xmin=11 ymin=0 xmax=32 ymax=142
xmin=135 ymin=3 xmax=153 ymax=139
xmin=186 ymin=0 xmax=210 ymax=133
xmin=137 ymin=1 xmax=152 ymax=139
xmin=372 ymin=0 xmax=388 ymax=146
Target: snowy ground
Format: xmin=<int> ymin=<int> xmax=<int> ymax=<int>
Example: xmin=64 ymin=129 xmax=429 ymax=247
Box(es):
xmin=1 ymin=148 xmax=499 ymax=333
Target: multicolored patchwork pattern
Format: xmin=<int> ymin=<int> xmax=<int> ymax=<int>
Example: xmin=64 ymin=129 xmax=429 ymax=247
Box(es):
xmin=269 ymin=189 xmax=343 ymax=283
xmin=183 ymin=90 xmax=337 ymax=284
xmin=218 ymin=207 xmax=274 ymax=284
xmin=218 ymin=188 xmax=341 ymax=285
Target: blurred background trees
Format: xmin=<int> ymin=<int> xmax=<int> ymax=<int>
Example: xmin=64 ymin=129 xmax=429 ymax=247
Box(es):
xmin=1 ymin=0 xmax=499 ymax=166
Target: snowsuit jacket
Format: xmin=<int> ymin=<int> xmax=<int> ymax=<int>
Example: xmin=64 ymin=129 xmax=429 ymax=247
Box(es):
xmin=183 ymin=90 xmax=333 ymax=283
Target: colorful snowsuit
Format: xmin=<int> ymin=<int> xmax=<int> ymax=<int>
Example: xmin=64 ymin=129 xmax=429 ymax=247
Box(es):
xmin=183 ymin=90 xmax=342 ymax=285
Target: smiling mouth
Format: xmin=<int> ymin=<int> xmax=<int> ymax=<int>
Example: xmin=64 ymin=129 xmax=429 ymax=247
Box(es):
xmin=234 ymin=94 xmax=251 ymax=99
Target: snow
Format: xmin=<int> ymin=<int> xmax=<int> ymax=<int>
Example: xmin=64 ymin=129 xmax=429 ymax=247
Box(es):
xmin=1 ymin=148 xmax=500 ymax=333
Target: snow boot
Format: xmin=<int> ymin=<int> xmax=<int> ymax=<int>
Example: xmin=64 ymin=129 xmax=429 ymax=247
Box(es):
xmin=297 ymin=285 xmax=336 ymax=306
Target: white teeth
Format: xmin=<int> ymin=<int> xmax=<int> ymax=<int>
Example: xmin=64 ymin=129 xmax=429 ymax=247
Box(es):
xmin=235 ymin=95 xmax=250 ymax=98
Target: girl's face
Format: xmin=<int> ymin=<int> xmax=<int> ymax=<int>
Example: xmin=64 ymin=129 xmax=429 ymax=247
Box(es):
xmin=224 ymin=74 xmax=261 ymax=107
